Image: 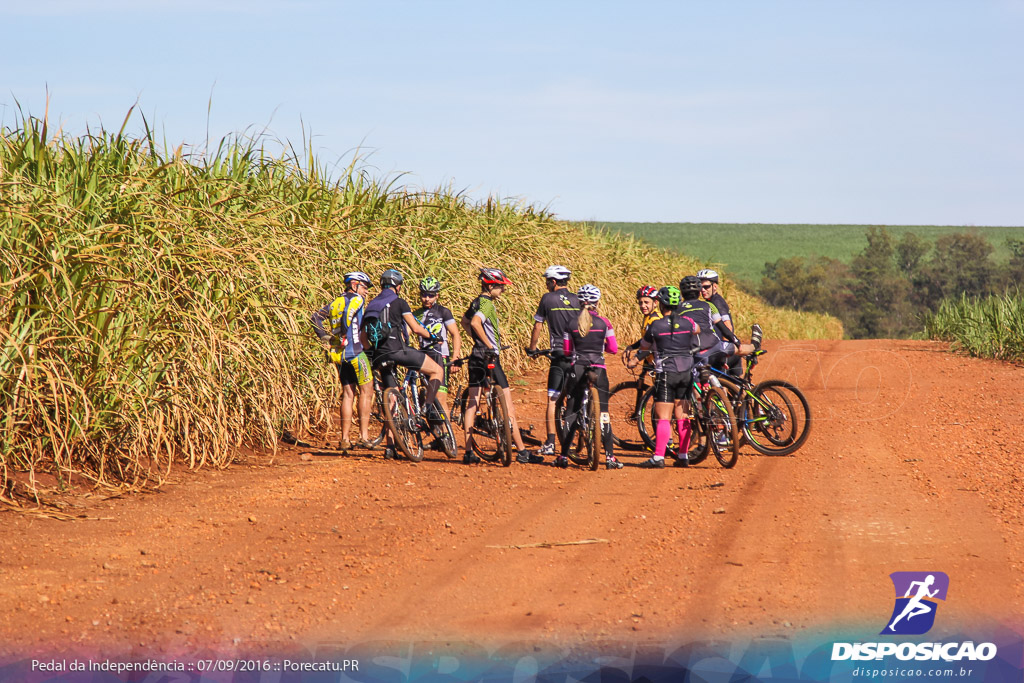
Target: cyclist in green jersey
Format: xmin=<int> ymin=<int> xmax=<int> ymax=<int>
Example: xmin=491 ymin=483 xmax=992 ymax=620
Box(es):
xmin=461 ymin=268 xmax=542 ymax=465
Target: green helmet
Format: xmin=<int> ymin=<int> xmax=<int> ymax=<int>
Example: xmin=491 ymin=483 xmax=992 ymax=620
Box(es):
xmin=658 ymin=286 xmax=681 ymax=308
xmin=419 ymin=276 xmax=441 ymax=294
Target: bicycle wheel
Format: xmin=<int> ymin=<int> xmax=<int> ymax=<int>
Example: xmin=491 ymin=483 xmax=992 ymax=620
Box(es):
xmin=430 ymin=399 xmax=458 ymax=459
xmin=607 ymin=380 xmax=644 ymax=450
xmin=587 ymin=385 xmax=601 ymax=471
xmin=450 ymin=387 xmax=467 ymax=428
xmin=383 ymin=387 xmax=423 ymax=462
xmin=492 ymin=388 xmax=514 ymax=467
xmin=703 ymin=386 xmax=739 ymax=468
xmin=554 ymin=392 xmax=570 ymax=449
xmin=636 ymin=387 xmax=679 ymax=454
xmin=367 ymin=387 xmax=388 ymax=447
xmin=743 ymin=380 xmax=811 ymax=456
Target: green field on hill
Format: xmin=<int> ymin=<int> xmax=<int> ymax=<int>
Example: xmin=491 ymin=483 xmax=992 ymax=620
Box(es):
xmin=594 ymin=222 xmax=1024 ymax=288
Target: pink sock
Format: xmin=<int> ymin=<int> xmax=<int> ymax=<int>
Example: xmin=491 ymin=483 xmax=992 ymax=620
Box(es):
xmin=676 ymin=419 xmax=691 ymax=457
xmin=654 ymin=420 xmax=671 ymax=459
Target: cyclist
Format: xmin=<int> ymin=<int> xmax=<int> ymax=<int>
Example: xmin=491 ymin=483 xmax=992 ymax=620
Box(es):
xmin=461 ymin=267 xmax=541 ymax=465
xmin=411 ymin=276 xmax=462 ymax=417
xmin=526 ymin=265 xmax=580 ymax=456
xmin=678 ymin=275 xmax=762 ymax=373
xmin=558 ymin=284 xmax=623 ymax=470
xmin=635 ymin=286 xmax=701 ymax=468
xmin=360 ymin=268 xmax=446 ymax=460
xmin=624 ymin=285 xmax=662 ymax=369
xmin=310 ymin=271 xmax=376 ymax=451
xmin=697 ymin=269 xmax=747 ymax=377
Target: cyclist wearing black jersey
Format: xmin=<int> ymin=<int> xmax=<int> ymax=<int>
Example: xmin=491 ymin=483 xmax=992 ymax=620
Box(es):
xmin=526 ymin=265 xmax=581 ymax=456
xmin=678 ymin=275 xmax=761 ymax=371
xmin=559 ymin=284 xmax=623 ymax=470
xmin=637 ymin=286 xmax=700 ymax=469
xmin=360 ymin=269 xmax=446 ymax=460
xmin=461 ymin=268 xmax=541 ymax=465
xmin=697 ymin=269 xmax=744 ymax=376
xmin=412 ymin=276 xmax=462 ymax=415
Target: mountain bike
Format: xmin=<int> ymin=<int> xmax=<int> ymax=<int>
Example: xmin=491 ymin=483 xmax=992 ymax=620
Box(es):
xmin=555 ymin=359 xmax=603 ymax=471
xmin=451 ymin=347 xmax=514 ymax=466
xmin=632 ymin=364 xmax=739 ymax=468
xmin=709 ymin=350 xmax=811 ymax=456
xmin=607 ymin=347 xmax=660 ymax=451
xmin=376 ymin=360 xmax=457 ymax=462
xmin=401 ymin=365 xmax=458 ymax=459
xmin=526 ymin=348 xmax=574 ymax=451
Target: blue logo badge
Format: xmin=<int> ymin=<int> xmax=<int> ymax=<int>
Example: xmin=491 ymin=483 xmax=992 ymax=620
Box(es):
xmin=881 ymin=572 xmax=949 ymax=635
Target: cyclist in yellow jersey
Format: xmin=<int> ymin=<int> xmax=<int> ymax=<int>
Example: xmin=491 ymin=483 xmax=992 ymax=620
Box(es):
xmin=625 ymin=285 xmax=662 ymax=367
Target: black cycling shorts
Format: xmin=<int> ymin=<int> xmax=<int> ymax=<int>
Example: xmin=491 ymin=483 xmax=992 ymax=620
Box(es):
xmin=424 ymin=349 xmax=450 ymax=391
xmin=371 ymin=346 xmax=427 ymax=389
xmin=468 ymin=355 xmax=509 ymax=389
xmin=654 ymin=370 xmax=692 ymax=403
xmin=546 ymin=352 xmax=574 ymax=396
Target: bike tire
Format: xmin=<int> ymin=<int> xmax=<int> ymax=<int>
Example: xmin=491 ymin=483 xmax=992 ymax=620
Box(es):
xmin=554 ymin=392 xmax=569 ymax=449
xmin=382 ymin=387 xmax=423 ymax=462
xmin=430 ymin=399 xmax=458 ymax=459
xmin=607 ymin=380 xmax=644 ymax=450
xmin=368 ymin=387 xmax=388 ymax=447
xmin=637 ymin=386 xmax=679 ymax=454
xmin=704 ymin=385 xmax=739 ymax=468
xmin=587 ymin=385 xmax=601 ymax=471
xmin=492 ymin=388 xmax=514 ymax=467
xmin=743 ymin=380 xmax=812 ymax=456
xmin=685 ymin=384 xmax=710 ymax=466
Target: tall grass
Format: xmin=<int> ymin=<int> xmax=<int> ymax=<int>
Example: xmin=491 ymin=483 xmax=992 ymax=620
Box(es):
xmin=924 ymin=292 xmax=1024 ymax=361
xmin=0 ymin=108 xmax=842 ymax=504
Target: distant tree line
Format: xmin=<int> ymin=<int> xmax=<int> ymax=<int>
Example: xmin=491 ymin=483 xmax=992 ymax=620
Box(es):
xmin=759 ymin=228 xmax=1024 ymax=339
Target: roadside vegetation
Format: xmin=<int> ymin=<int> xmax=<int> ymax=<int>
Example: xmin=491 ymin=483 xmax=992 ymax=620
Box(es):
xmin=605 ymin=222 xmax=1024 ymax=351
xmin=925 ymin=292 xmax=1024 ymax=362
xmin=0 ymin=109 xmax=840 ymax=505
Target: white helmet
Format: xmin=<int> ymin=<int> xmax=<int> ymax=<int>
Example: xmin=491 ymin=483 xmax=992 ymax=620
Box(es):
xmin=543 ymin=265 xmax=571 ymax=281
xmin=344 ymin=271 xmax=372 ymax=287
xmin=696 ymin=269 xmax=719 ymax=283
xmin=577 ymin=284 xmax=601 ymax=304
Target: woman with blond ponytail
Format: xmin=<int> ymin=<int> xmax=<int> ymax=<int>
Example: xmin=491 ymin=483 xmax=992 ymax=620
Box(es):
xmin=558 ymin=284 xmax=622 ymax=470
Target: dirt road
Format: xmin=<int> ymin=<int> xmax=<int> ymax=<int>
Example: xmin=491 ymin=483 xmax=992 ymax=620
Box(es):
xmin=2 ymin=340 xmax=1022 ymax=658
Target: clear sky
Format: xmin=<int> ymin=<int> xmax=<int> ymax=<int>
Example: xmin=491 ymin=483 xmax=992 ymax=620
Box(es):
xmin=5 ymin=0 xmax=1023 ymax=226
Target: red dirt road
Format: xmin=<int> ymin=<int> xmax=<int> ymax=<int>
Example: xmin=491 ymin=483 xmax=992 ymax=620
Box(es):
xmin=1 ymin=340 xmax=1022 ymax=658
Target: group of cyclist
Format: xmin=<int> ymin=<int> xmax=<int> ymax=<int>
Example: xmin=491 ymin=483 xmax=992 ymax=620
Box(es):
xmin=311 ymin=264 xmax=761 ymax=469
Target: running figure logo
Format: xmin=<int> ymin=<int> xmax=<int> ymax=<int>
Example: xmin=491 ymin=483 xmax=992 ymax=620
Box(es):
xmin=881 ymin=572 xmax=949 ymax=635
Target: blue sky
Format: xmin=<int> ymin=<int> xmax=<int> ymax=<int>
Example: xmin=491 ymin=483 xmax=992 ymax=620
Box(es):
xmin=4 ymin=0 xmax=1023 ymax=225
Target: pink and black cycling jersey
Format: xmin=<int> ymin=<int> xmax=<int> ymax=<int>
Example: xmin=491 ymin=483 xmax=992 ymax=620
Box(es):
xmin=642 ymin=312 xmax=699 ymax=373
xmin=563 ymin=313 xmax=617 ymax=367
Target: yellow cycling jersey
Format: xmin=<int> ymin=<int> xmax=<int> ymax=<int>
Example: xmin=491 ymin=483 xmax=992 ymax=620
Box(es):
xmin=640 ymin=310 xmax=664 ymax=364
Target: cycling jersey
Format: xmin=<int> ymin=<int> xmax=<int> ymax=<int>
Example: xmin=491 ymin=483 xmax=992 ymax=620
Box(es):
xmin=563 ymin=312 xmax=617 ymax=368
xmin=676 ymin=299 xmax=723 ymax=351
xmin=533 ymin=289 xmax=581 ymax=349
xmin=704 ymin=292 xmax=739 ymax=343
xmin=413 ymin=303 xmax=456 ymax=357
xmin=639 ymin=309 xmax=664 ymax=365
xmin=311 ymin=291 xmax=365 ymax=361
xmin=642 ymin=312 xmax=699 ymax=373
xmin=465 ymin=294 xmax=502 ymax=357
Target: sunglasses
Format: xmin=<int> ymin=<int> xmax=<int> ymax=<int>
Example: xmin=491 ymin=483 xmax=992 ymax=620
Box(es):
xmin=701 ymin=284 xmax=714 ymax=291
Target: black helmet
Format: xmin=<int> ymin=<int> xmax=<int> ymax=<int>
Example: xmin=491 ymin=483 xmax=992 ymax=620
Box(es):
xmin=380 ymin=269 xmax=404 ymax=287
xmin=679 ymin=275 xmax=702 ymax=299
